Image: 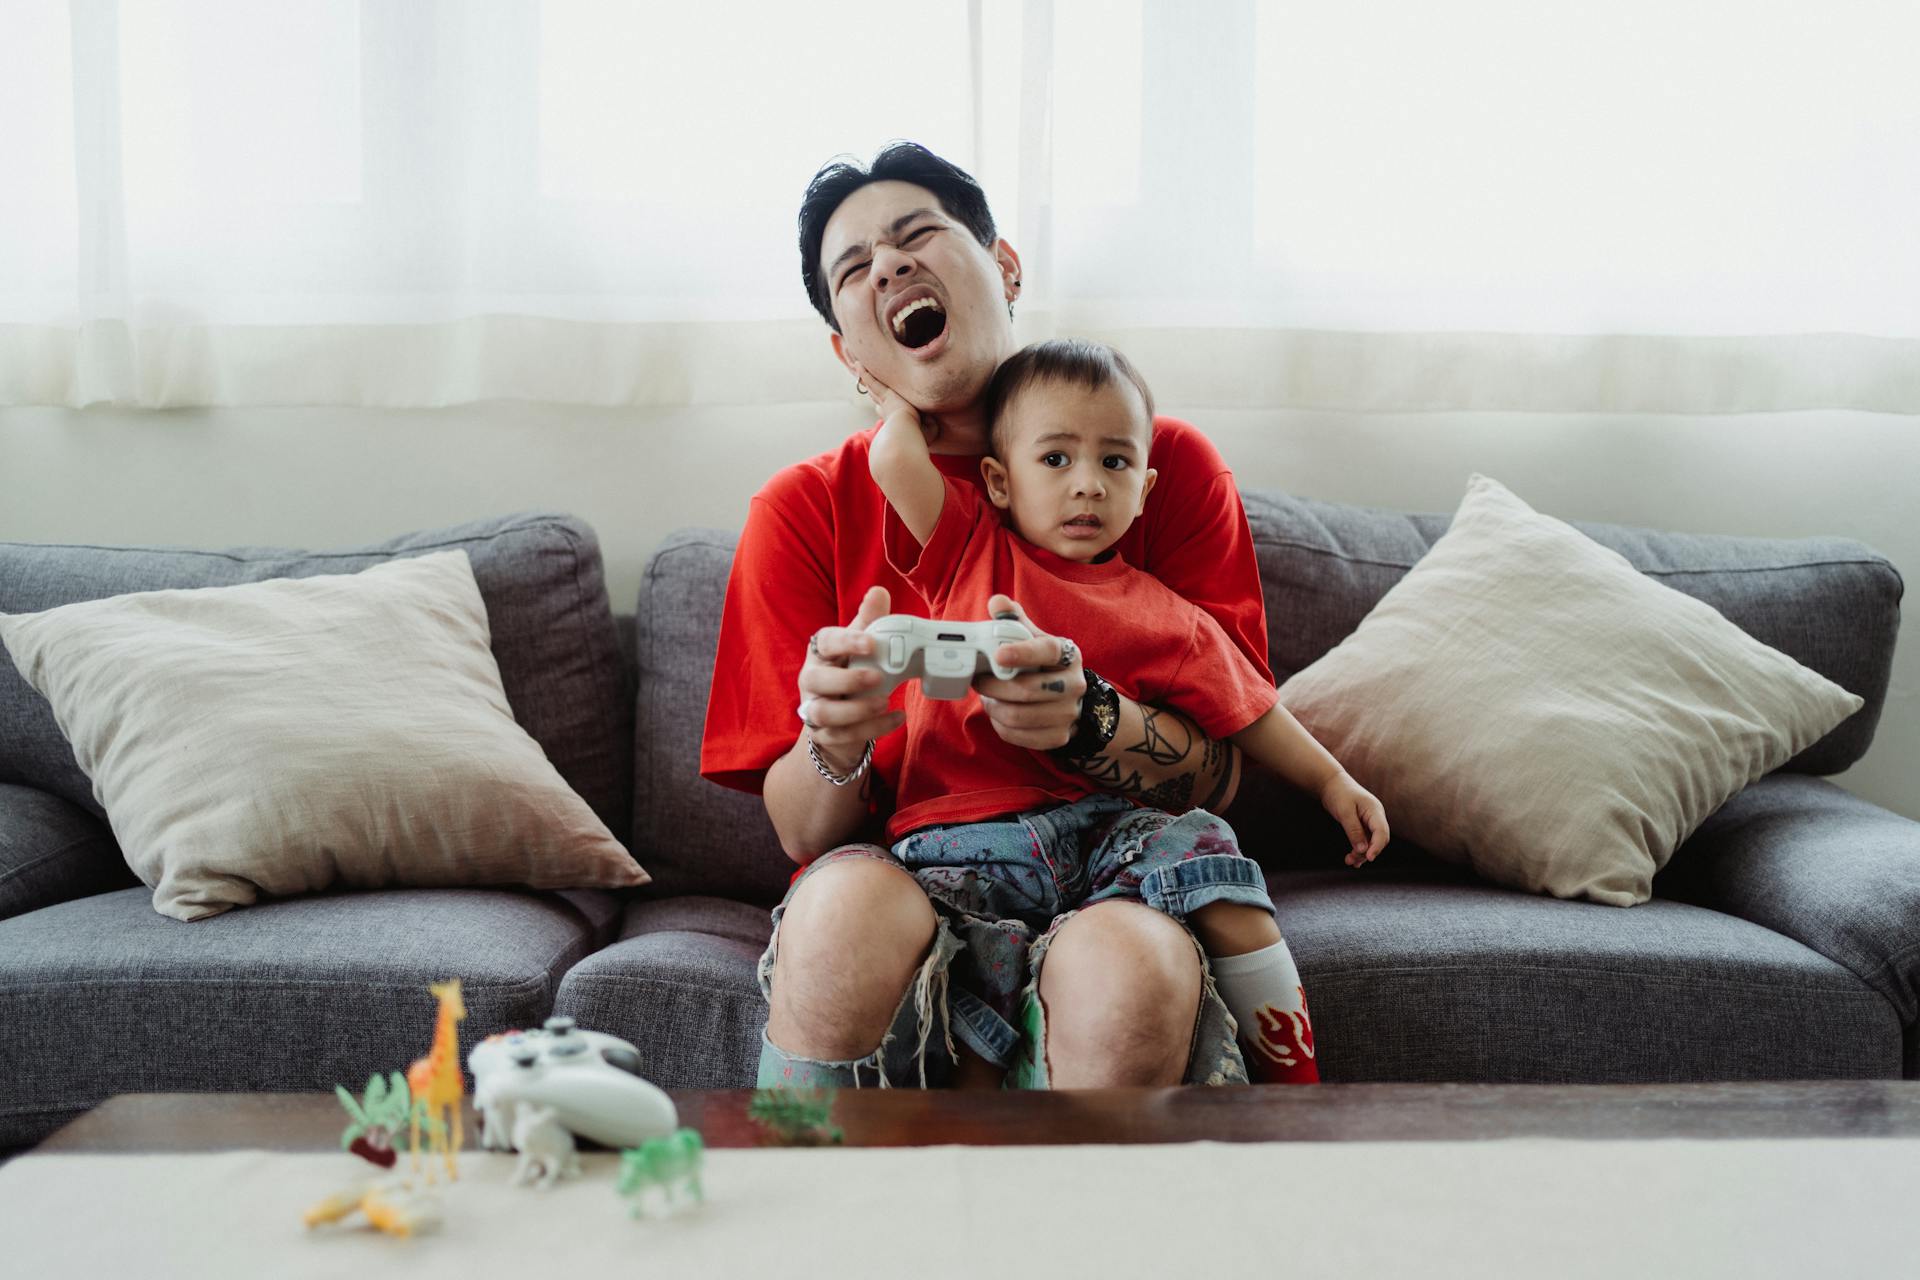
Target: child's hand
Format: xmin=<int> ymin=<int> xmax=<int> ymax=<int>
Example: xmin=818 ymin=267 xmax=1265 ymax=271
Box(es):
xmin=1320 ymin=773 xmax=1389 ymax=868
xmin=857 ymin=366 xmax=939 ymax=447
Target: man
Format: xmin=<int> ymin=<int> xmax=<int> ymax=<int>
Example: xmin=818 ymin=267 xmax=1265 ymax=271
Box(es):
xmin=701 ymin=142 xmax=1277 ymax=1088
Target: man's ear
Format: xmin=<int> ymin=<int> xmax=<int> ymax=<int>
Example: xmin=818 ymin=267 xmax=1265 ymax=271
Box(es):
xmin=981 ymin=456 xmax=1013 ymax=509
xmin=1137 ymin=467 xmax=1158 ymax=514
xmin=995 ymin=240 xmax=1023 ymax=301
xmin=830 ymin=331 xmax=859 ymax=377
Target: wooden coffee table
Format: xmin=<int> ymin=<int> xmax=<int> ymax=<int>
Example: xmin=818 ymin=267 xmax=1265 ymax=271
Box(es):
xmin=34 ymin=1080 xmax=1920 ymax=1152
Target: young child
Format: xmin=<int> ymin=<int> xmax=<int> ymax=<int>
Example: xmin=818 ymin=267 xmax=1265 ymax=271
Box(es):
xmin=859 ymin=337 xmax=1389 ymax=1086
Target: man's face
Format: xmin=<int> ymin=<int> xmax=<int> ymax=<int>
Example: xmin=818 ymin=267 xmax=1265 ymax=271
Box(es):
xmin=983 ymin=378 xmax=1159 ymax=563
xmin=821 ymin=180 xmax=1020 ymax=419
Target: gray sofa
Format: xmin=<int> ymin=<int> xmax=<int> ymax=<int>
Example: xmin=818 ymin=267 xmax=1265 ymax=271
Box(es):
xmin=3 ymin=495 xmax=1914 ymax=1152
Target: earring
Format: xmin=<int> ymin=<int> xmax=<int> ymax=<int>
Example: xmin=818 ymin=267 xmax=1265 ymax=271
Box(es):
xmin=857 ymin=380 xmax=869 ymax=395
xmin=1008 ymin=278 xmax=1020 ymax=320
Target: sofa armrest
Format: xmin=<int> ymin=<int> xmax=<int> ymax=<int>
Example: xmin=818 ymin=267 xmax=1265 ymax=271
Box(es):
xmin=1656 ymin=773 xmax=1920 ymax=1077
xmin=0 ymin=782 xmax=136 ymax=921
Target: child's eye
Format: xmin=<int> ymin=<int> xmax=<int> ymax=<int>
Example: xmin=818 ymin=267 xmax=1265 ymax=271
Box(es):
xmin=837 ymin=261 xmax=869 ymax=290
xmin=1041 ymin=452 xmax=1069 ymax=468
xmin=904 ymin=226 xmax=937 ymax=245
xmin=1103 ymin=455 xmax=1131 ymax=470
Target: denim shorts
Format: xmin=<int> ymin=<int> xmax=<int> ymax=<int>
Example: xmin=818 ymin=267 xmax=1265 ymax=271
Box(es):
xmin=756 ymin=792 xmax=1275 ymax=1088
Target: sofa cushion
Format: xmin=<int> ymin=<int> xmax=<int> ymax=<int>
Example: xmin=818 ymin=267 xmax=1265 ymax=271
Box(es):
xmin=0 ymin=512 xmax=633 ymax=845
xmin=0 ymin=551 xmax=647 ymax=920
xmin=1246 ymin=488 xmax=1900 ymax=776
xmin=1275 ymin=861 xmax=1904 ymax=1082
xmin=0 ymin=784 xmax=137 ymax=921
xmin=553 ymin=895 xmax=770 ymax=1089
xmin=0 ymin=885 xmax=622 ymax=1150
xmin=558 ymin=862 xmax=1905 ymax=1091
xmin=1275 ymin=475 xmax=1863 ymax=906
xmin=1654 ymin=773 xmax=1920 ymax=1042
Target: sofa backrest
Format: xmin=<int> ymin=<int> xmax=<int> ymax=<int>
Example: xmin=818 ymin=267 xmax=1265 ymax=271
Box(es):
xmin=0 ymin=512 xmax=634 ymax=846
xmin=632 ymin=488 xmax=1902 ymax=905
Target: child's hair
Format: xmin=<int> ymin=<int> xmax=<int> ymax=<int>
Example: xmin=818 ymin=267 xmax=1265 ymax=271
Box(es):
xmin=981 ymin=339 xmax=1157 ymax=457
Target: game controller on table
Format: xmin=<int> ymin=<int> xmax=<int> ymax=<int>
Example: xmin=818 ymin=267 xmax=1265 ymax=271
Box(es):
xmin=849 ymin=614 xmax=1038 ymax=699
xmin=469 ymin=1017 xmax=678 ymax=1152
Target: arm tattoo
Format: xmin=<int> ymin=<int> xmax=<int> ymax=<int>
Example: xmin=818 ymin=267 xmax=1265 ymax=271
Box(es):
xmin=1197 ymin=737 xmax=1235 ymax=812
xmin=1059 ymin=704 xmax=1235 ymax=813
xmin=1128 ymin=706 xmax=1192 ymax=767
xmin=1138 ymin=773 xmax=1196 ymax=810
xmin=1062 ymin=750 xmax=1143 ymax=795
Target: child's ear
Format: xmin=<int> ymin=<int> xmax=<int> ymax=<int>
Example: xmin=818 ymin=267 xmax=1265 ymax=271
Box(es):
xmin=981 ymin=456 xmax=1013 ymax=509
xmin=1136 ymin=466 xmax=1158 ymax=513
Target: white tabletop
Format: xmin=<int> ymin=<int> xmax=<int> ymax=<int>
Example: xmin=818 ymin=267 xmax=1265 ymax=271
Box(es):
xmin=5 ymin=1138 xmax=1915 ymax=1278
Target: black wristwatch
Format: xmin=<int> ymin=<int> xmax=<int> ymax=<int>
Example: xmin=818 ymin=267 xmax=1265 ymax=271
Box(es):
xmin=1050 ymin=668 xmax=1121 ymax=760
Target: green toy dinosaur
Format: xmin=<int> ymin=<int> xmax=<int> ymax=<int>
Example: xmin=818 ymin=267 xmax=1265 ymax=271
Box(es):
xmin=616 ymin=1128 xmax=706 ymax=1219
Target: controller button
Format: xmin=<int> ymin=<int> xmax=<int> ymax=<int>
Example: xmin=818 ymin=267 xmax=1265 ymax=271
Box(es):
xmin=543 ymin=1016 xmax=577 ymax=1035
xmin=550 ymin=1038 xmax=588 ymax=1057
xmin=602 ymin=1046 xmax=643 ymax=1076
xmin=888 ymin=635 xmax=907 ymax=666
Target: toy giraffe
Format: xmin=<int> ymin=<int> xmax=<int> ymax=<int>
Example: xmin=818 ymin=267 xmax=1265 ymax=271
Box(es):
xmin=407 ymin=978 xmax=467 ymax=1183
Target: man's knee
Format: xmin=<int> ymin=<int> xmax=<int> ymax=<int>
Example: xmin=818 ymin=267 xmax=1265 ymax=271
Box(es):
xmin=767 ymin=854 xmax=937 ymax=1061
xmin=1038 ymin=902 xmax=1203 ymax=1087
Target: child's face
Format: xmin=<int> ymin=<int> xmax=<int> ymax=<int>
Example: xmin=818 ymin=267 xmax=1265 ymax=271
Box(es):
xmin=981 ymin=378 xmax=1158 ymax=562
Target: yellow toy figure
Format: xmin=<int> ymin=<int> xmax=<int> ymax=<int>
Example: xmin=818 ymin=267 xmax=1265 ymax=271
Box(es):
xmin=303 ymin=1176 xmax=443 ymax=1238
xmin=406 ymin=978 xmax=467 ymax=1183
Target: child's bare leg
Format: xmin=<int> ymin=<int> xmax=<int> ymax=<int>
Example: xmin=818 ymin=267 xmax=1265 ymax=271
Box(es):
xmin=1189 ymin=901 xmax=1281 ymax=957
xmin=1187 ymin=901 xmax=1319 ymax=1085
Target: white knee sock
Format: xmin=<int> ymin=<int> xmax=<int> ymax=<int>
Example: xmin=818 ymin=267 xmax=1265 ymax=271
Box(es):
xmin=1209 ymin=939 xmax=1320 ymax=1084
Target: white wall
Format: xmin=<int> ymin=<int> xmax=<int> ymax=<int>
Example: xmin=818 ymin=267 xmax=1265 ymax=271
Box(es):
xmin=2 ymin=403 xmax=1912 ymax=820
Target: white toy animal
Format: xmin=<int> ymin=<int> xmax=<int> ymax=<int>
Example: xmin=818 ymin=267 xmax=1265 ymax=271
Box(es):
xmin=476 ymin=1083 xmax=518 ymax=1152
xmin=508 ymin=1103 xmax=582 ymax=1190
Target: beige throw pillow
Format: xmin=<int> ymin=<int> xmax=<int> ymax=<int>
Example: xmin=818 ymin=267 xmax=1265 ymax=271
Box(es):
xmin=0 ymin=550 xmax=648 ymax=920
xmin=1277 ymin=475 xmax=1863 ymax=906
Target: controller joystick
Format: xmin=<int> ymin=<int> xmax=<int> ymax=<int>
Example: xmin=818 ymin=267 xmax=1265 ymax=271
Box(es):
xmin=851 ymin=614 xmax=1038 ymax=700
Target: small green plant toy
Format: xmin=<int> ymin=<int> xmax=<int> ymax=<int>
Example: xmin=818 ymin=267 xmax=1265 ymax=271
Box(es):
xmin=334 ymin=1071 xmax=439 ymax=1168
xmin=746 ymin=1086 xmax=844 ymax=1147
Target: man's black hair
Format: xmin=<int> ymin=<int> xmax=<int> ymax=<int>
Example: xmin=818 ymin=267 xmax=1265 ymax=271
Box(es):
xmin=798 ymin=141 xmax=998 ymax=332
xmin=981 ymin=339 xmax=1157 ymax=456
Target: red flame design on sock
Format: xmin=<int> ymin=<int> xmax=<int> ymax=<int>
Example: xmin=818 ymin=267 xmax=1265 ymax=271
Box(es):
xmin=1246 ymin=986 xmax=1319 ymax=1083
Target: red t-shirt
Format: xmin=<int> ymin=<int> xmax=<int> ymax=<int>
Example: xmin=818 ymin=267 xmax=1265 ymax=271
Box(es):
xmin=879 ymin=477 xmax=1278 ymax=840
xmin=699 ymin=417 xmax=1272 ymax=827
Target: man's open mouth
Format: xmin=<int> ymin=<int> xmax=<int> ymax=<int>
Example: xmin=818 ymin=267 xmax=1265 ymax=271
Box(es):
xmin=889 ymin=295 xmax=948 ymax=350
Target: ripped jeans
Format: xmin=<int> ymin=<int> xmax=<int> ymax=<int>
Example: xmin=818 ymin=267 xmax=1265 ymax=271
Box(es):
xmin=756 ymin=793 xmax=1275 ymax=1089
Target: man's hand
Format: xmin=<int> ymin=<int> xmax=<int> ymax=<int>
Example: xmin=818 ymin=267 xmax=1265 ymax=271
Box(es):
xmin=797 ymin=585 xmax=906 ymax=772
xmin=1321 ymin=772 xmax=1390 ymax=868
xmin=973 ymin=594 xmax=1085 ymax=750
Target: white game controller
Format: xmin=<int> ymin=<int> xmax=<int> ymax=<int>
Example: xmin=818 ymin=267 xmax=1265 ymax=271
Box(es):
xmin=469 ymin=1017 xmax=678 ymax=1151
xmin=850 ymin=614 xmax=1037 ymax=700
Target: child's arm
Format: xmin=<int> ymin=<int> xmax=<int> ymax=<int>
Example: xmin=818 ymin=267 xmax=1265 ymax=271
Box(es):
xmin=1232 ymin=703 xmax=1390 ymax=869
xmin=862 ymin=369 xmax=945 ymax=546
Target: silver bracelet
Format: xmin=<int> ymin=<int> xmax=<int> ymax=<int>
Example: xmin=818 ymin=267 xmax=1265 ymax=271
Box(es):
xmin=807 ymin=735 xmax=873 ymax=787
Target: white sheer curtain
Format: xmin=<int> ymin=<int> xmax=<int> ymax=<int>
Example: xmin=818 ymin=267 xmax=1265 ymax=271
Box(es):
xmin=3 ymin=0 xmax=1916 ymax=409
